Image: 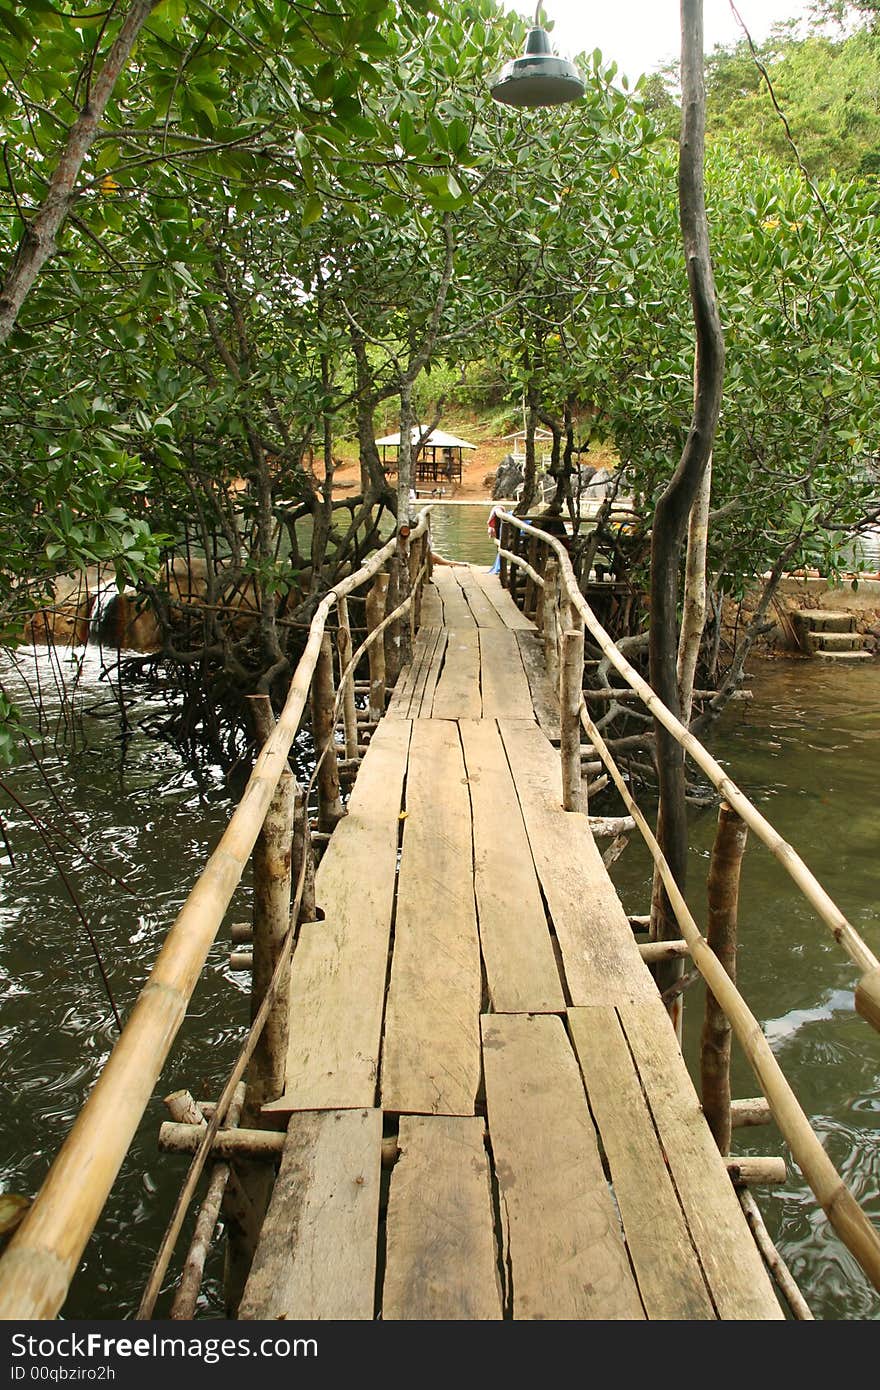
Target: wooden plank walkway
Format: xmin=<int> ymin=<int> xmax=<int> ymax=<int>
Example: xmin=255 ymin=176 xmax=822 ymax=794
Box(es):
xmin=243 ymin=563 xmax=784 ymax=1321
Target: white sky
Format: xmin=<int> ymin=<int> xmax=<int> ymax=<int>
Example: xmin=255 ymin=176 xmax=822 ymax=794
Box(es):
xmin=501 ymin=1 xmax=817 ymax=81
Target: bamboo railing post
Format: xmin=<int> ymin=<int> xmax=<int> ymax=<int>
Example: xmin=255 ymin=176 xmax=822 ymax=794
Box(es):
xmin=311 ymin=632 xmax=345 ymax=834
xmin=701 ymin=801 xmax=748 ymax=1156
xmin=336 ymin=596 xmax=359 ymax=762
xmin=394 ymin=527 xmax=413 ymax=669
xmin=408 ymin=529 xmax=422 ymax=641
xmin=561 ymin=627 xmax=586 ymax=814
xmin=246 ymin=770 xmax=296 ymax=1119
xmin=365 ymin=572 xmax=389 ymax=722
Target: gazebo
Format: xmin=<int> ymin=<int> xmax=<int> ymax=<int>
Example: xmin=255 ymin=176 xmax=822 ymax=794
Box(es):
xmin=375 ymin=427 xmax=476 ymax=486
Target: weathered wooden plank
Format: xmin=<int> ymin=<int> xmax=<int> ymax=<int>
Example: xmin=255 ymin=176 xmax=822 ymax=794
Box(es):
xmin=430 ymin=565 xmax=477 ymax=629
xmin=469 ymin=567 xmax=535 ymax=631
xmin=618 ymin=996 xmax=784 ymax=1319
xmin=419 ymin=578 xmax=443 ymax=627
xmin=481 ymin=1013 xmax=645 ymax=1320
xmin=478 ymin=629 xmax=535 ymax=720
xmin=515 ymin=629 xmax=560 ymax=738
xmin=381 ymin=719 xmax=481 ymax=1115
xmin=386 ymin=626 xmax=433 ymax=718
xmin=498 ymin=719 xmax=654 ymax=1006
xmin=453 ymin=568 xmax=506 ymax=629
xmin=239 ymin=1108 xmax=382 ymax=1320
xmin=382 ymin=1116 xmax=503 ymax=1320
xmin=568 ymin=1006 xmax=717 ymax=1320
xmin=265 ymin=718 xmax=410 ymax=1113
xmin=408 ymin=628 xmax=446 ymax=719
xmin=459 ymin=719 xmax=564 ymax=1013
xmin=431 ymin=627 xmax=481 ymax=721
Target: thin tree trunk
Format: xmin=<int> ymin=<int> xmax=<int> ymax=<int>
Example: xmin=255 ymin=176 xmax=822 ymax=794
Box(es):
xmin=649 ymin=0 xmax=725 ymax=1005
xmin=0 ymin=0 xmax=161 ymax=346
xmin=677 ymin=457 xmax=712 ymax=726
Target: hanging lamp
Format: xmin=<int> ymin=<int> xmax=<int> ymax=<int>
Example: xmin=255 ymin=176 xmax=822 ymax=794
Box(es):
xmin=489 ymin=5 xmax=585 ymax=108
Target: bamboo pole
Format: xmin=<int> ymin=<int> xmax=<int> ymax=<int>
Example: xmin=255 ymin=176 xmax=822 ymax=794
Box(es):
xmin=336 ymin=596 xmax=359 ymax=761
xmin=497 ymin=511 xmax=880 ymax=986
xmin=160 ymin=1123 xmax=285 ymax=1162
xmin=292 ymin=788 xmax=316 ymax=928
xmin=738 ymin=1190 xmax=814 ymax=1320
xmin=523 ymin=535 xmax=540 ymax=617
xmin=311 ymin=632 xmax=345 ymax=834
xmin=365 ymin=572 xmax=389 ymax=723
xmin=560 ymin=628 xmax=586 ymax=814
xmin=575 ymin=697 xmax=880 ymax=1293
xmin=0 ymin=514 xmax=430 ymax=1321
xmin=168 ymin=1084 xmax=246 ymax=1320
xmin=542 ymin=557 xmax=559 ymax=679
xmin=726 ymin=1157 xmax=787 ymax=1188
xmin=498 ymin=520 xmax=510 ymax=588
xmin=731 ymin=1098 xmax=772 ymax=1129
xmin=384 ymin=553 xmax=402 ymax=688
xmin=855 ymin=966 xmax=880 ymax=1031
xmin=702 ymin=802 xmax=748 ymax=1155
xmin=639 ymin=939 xmax=691 ymax=963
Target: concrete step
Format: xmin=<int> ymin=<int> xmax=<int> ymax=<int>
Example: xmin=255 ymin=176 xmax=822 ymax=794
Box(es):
xmin=795 ymin=609 xmax=856 ymax=633
xmin=811 ymin=631 xmax=866 ymax=653
xmin=815 ymin=648 xmax=873 ymax=662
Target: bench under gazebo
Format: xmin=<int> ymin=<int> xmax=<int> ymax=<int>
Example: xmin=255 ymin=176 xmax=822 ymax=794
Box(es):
xmin=375 ymin=427 xmax=476 ymax=487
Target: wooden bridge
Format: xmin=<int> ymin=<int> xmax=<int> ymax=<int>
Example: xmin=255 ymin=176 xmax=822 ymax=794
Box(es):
xmin=1 ymin=510 xmax=879 ymax=1321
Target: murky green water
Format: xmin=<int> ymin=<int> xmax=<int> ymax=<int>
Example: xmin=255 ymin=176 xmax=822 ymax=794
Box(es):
xmin=1 ymin=515 xmax=878 ymax=1319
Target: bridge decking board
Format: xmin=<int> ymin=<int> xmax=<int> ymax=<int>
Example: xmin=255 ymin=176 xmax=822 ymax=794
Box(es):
xmin=568 ymin=1006 xmax=718 ymax=1320
xmin=498 ymin=718 xmax=654 ymax=1006
xmin=386 ymin=626 xmax=435 ymax=718
xmin=514 ymin=629 xmax=560 ymax=738
xmin=430 ymin=566 xmax=476 ymax=629
xmin=430 ymin=627 xmax=481 ymax=720
xmin=245 ymin=556 xmax=787 ymax=1322
xmin=265 ymin=718 xmax=410 ymax=1115
xmin=459 ymin=718 xmax=565 ymax=1013
xmin=380 ymin=719 xmax=482 ymax=1116
xmin=481 ymin=1013 xmax=646 ymax=1321
xmin=239 ymin=1108 xmax=382 ymax=1321
xmin=468 ymin=566 xmax=535 ymax=630
xmin=382 ymin=1116 xmax=503 ymax=1320
xmin=452 ymin=567 xmax=507 ymax=629
xmin=409 ymin=627 xmax=447 ymax=719
xmin=618 ymin=996 xmax=785 ymax=1320
xmin=478 ymin=628 xmax=535 ymax=720
xmin=419 ymin=578 xmax=444 ymax=627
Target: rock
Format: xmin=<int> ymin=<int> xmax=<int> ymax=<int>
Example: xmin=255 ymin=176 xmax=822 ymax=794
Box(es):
xmin=492 ymin=454 xmax=524 ymax=500
xmin=482 ymin=471 xmax=497 ymax=488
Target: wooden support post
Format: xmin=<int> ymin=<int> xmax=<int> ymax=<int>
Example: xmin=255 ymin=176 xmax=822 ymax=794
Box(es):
xmin=336 ymin=596 xmax=359 ymax=762
xmin=639 ymin=939 xmax=690 ymax=964
xmin=498 ymin=520 xmax=509 ymax=588
xmin=246 ymin=768 xmax=295 ymax=1121
xmin=523 ymin=535 xmax=540 ymax=618
xmin=310 ymin=632 xmax=346 ymax=834
xmin=365 ymin=572 xmax=389 ymax=723
xmin=560 ymin=627 xmax=585 ymax=815
xmin=293 ymin=787 xmax=316 ymax=927
xmin=395 ymin=527 xmax=413 ymax=669
xmin=542 ymin=557 xmax=559 ymax=678
xmin=701 ymin=801 xmax=748 ymax=1156
xmin=408 ymin=530 xmax=422 ymax=639
xmin=384 ymin=554 xmax=402 ymax=688
xmin=726 ymin=1156 xmax=787 ymax=1188
xmin=160 ymin=1123 xmax=286 ymax=1161
xmin=855 ymin=966 xmax=880 ymax=1032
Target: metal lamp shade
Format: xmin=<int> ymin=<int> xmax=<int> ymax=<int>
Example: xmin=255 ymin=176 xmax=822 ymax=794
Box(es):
xmin=490 ymin=26 xmax=585 ymax=108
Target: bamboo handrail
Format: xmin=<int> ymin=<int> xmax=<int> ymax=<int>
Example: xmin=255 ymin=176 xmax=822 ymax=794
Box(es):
xmin=497 ymin=511 xmax=880 ymax=982
xmin=0 ymin=512 xmax=431 ymax=1321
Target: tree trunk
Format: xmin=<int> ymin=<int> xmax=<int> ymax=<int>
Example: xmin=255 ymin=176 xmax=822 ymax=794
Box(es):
xmin=677 ymin=457 xmax=712 ymax=726
xmin=0 ymin=1 xmax=161 ymax=346
xmin=649 ymin=0 xmax=725 ymax=1008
